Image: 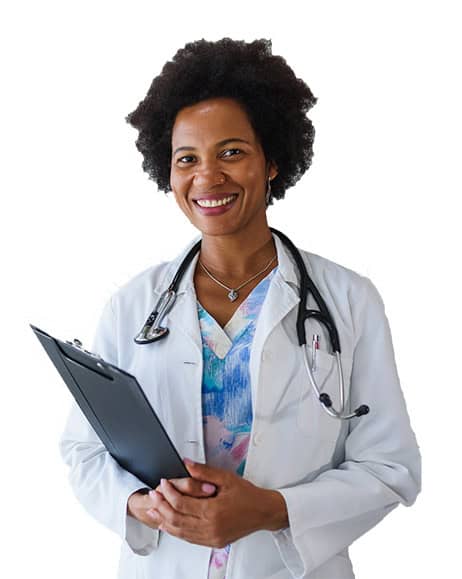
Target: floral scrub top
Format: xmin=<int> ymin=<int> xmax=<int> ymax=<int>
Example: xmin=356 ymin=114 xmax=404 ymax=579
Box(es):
xmin=197 ymin=266 xmax=278 ymax=579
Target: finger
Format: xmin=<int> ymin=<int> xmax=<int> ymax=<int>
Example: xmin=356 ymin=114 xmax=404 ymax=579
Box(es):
xmin=156 ymin=517 xmax=214 ymax=546
xmin=146 ymin=508 xmax=163 ymax=526
xmin=150 ymin=489 xmax=199 ymax=532
xmin=149 ymin=489 xmax=178 ymax=519
xmin=157 ymin=517 xmax=204 ymax=545
xmin=151 ymin=504 xmax=212 ymax=543
xmin=158 ymin=479 xmax=203 ymax=517
xmin=144 ymin=487 xmax=163 ymax=509
xmin=155 ymin=479 xmax=216 ymax=498
xmin=183 ymin=458 xmax=229 ymax=486
xmin=168 ymin=476 xmax=217 ymax=497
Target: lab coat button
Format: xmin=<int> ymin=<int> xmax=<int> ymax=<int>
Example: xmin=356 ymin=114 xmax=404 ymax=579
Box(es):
xmin=253 ymin=432 xmax=263 ymax=445
xmin=262 ymin=350 xmax=272 ymax=361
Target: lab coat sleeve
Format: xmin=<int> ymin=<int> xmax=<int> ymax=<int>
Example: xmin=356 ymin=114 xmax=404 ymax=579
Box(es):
xmin=59 ymin=296 xmax=160 ymax=556
xmin=271 ymin=276 xmax=422 ymax=577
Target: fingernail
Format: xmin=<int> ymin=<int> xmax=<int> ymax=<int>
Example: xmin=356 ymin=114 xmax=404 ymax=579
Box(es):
xmin=202 ymin=483 xmax=216 ymax=493
xmin=183 ymin=457 xmax=195 ymax=466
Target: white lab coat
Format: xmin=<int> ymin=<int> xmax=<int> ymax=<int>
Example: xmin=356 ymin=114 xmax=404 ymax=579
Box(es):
xmin=60 ymin=233 xmax=421 ymax=579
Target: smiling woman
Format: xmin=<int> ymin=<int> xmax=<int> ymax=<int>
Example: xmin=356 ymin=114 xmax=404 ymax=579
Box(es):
xmin=59 ymin=38 xmax=421 ymax=579
xmin=170 ymin=97 xmax=277 ymax=239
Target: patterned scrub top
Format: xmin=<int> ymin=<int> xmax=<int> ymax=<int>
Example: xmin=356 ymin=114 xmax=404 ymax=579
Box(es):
xmin=197 ymin=266 xmax=278 ymax=579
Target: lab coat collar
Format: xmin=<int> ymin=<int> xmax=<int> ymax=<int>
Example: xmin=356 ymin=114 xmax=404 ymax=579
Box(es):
xmin=154 ymin=231 xmax=304 ymax=407
xmin=152 ymin=231 xmax=301 ymax=296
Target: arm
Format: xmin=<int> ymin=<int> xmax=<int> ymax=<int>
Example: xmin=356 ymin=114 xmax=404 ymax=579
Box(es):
xmin=272 ymin=276 xmax=422 ymax=576
xmin=59 ymin=297 xmax=160 ymax=555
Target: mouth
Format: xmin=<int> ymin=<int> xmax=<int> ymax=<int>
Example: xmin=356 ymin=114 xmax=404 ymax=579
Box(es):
xmin=192 ymin=193 xmax=239 ymax=216
xmin=194 ymin=194 xmax=238 ymax=208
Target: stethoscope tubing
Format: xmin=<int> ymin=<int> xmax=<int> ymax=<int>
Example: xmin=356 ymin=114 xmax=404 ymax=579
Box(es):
xmin=133 ymin=229 xmax=369 ymax=420
xmin=268 ymin=229 xmax=342 ymax=352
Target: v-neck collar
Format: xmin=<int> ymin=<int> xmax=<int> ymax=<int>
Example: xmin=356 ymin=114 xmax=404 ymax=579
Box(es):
xmin=197 ymin=266 xmax=278 ymax=359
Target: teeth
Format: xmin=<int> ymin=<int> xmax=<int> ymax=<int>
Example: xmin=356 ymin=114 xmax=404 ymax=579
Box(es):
xmin=197 ymin=195 xmax=236 ymax=208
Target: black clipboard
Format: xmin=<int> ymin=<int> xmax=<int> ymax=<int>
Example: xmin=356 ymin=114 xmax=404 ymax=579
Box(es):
xmin=30 ymin=324 xmax=189 ymax=489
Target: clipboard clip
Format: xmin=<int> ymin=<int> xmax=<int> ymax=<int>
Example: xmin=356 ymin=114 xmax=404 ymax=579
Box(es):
xmin=65 ymin=338 xmax=103 ymax=361
xmin=64 ymin=337 xmax=108 ymax=374
xmin=67 ymin=338 xmax=84 ymax=349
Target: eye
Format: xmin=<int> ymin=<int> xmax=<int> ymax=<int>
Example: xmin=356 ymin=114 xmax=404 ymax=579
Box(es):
xmin=176 ymin=155 xmax=196 ymax=164
xmin=220 ymin=148 xmax=243 ymax=158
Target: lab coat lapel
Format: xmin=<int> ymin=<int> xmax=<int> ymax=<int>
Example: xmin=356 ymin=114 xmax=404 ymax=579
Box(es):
xmin=152 ymin=237 xmax=203 ymax=357
xmin=167 ymin=289 xmax=203 ymax=356
xmin=249 ymin=234 xmax=301 ymax=413
xmin=154 ymin=233 xmax=303 ymax=411
xmin=150 ymin=240 xmax=205 ymax=461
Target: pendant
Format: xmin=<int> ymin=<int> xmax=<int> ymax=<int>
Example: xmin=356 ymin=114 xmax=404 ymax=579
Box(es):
xmin=228 ymin=289 xmax=239 ymax=302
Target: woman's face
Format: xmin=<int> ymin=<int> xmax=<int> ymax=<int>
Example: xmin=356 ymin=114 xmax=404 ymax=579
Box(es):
xmin=170 ymin=97 xmax=277 ymax=237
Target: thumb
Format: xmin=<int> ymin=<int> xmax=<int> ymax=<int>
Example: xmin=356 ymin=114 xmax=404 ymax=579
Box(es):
xmin=183 ymin=458 xmax=228 ymax=484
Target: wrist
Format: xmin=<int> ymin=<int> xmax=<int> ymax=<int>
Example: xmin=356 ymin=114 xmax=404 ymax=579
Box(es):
xmin=127 ymin=487 xmax=150 ymax=517
xmin=259 ymin=489 xmax=289 ymax=532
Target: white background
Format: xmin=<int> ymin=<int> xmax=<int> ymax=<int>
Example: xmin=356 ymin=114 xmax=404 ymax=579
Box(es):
xmin=2 ymin=1 xmax=460 ymax=577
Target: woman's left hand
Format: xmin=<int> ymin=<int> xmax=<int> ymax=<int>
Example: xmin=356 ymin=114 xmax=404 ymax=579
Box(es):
xmin=148 ymin=459 xmax=288 ymax=548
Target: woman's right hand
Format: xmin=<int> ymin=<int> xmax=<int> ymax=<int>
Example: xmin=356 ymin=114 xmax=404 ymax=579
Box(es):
xmin=127 ymin=477 xmax=216 ymax=529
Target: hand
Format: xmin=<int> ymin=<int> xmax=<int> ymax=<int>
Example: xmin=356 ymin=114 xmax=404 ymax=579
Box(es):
xmin=127 ymin=476 xmax=216 ymax=530
xmin=148 ymin=459 xmax=288 ymax=548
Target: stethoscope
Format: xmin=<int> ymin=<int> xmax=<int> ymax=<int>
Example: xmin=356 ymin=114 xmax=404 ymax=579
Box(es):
xmin=134 ymin=228 xmax=370 ymax=420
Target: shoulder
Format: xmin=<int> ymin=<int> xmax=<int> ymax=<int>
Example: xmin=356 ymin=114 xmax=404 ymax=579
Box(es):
xmin=298 ymin=247 xmax=370 ymax=293
xmin=297 ymin=248 xmax=386 ymax=329
xmin=108 ymin=237 xmax=201 ymax=312
xmin=108 ymin=261 xmax=171 ymax=312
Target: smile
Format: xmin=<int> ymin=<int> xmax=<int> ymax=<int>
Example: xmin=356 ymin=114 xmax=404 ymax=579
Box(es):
xmin=196 ymin=195 xmax=237 ymax=208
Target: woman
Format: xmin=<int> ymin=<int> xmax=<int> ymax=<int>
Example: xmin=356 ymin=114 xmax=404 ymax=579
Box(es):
xmin=60 ymin=38 xmax=421 ymax=578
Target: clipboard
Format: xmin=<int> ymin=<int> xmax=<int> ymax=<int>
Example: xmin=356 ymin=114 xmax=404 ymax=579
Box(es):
xmin=30 ymin=324 xmax=189 ymax=489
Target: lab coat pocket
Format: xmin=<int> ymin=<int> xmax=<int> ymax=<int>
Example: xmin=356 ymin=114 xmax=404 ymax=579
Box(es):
xmin=295 ymin=346 xmax=352 ymax=445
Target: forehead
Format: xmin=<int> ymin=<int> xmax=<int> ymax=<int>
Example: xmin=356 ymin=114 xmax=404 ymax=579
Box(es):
xmin=171 ymin=97 xmax=257 ymax=146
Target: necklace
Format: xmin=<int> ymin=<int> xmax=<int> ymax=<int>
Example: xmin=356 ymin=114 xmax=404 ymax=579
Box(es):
xmin=199 ymin=254 xmax=277 ymax=302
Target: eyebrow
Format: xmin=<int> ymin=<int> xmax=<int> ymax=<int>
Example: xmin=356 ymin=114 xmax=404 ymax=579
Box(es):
xmin=173 ymin=138 xmax=251 ymax=157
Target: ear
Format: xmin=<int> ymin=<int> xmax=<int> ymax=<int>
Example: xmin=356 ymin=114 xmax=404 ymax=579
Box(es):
xmin=267 ymin=160 xmax=279 ymax=181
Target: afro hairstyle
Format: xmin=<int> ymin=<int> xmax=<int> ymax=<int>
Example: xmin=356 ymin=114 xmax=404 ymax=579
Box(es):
xmin=125 ymin=38 xmax=317 ymax=204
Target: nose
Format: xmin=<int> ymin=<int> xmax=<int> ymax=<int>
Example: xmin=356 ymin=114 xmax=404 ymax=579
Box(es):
xmin=192 ymin=160 xmax=226 ymax=189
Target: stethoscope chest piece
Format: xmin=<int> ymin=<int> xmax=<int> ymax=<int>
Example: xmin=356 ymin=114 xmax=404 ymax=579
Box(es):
xmin=134 ymin=289 xmax=176 ymax=344
xmin=134 ymin=326 xmax=169 ymax=344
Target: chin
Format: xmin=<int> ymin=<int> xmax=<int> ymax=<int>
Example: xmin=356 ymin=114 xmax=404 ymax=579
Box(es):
xmin=191 ymin=219 xmax=244 ymax=238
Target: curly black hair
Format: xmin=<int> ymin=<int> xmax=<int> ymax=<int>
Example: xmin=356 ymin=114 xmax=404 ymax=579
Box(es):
xmin=125 ymin=38 xmax=317 ymax=204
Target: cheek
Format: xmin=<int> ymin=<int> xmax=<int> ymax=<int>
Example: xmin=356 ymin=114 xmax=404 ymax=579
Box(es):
xmin=240 ymin=157 xmax=266 ymax=183
xmin=170 ymin=183 xmax=189 ymax=210
xmin=170 ymin=165 xmax=191 ymax=194
xmin=243 ymin=166 xmax=265 ymax=193
xmin=170 ymin=182 xmax=193 ymax=217
xmin=169 ymin=167 xmax=180 ymax=193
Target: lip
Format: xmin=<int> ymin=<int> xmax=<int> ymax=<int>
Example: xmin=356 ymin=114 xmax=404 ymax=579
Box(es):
xmin=193 ymin=193 xmax=239 ymax=216
xmin=192 ymin=192 xmax=238 ymax=202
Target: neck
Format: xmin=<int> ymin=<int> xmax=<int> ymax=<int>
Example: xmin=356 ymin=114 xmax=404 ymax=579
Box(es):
xmin=199 ymin=223 xmax=276 ymax=278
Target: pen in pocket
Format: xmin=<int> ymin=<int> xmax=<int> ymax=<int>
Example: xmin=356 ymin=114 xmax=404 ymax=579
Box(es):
xmin=311 ymin=334 xmax=320 ymax=372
